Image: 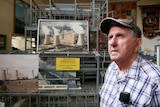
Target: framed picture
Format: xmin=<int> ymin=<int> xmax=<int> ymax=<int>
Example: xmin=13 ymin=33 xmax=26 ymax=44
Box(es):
xmin=14 ymin=0 xmax=30 ymax=34
xmin=37 ymin=19 xmax=89 ymax=53
xmin=0 ymin=34 xmax=6 ymax=50
xmin=0 ymin=54 xmax=39 ymax=93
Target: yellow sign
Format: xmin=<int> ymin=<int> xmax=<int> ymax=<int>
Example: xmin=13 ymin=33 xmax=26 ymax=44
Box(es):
xmin=56 ymin=58 xmax=80 ymax=71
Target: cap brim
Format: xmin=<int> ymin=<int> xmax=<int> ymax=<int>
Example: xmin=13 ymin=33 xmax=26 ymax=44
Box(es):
xmin=99 ymin=17 xmax=132 ymax=35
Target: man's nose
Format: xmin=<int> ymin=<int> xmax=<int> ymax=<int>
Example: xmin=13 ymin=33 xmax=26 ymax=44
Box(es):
xmin=109 ymin=37 xmax=117 ymax=46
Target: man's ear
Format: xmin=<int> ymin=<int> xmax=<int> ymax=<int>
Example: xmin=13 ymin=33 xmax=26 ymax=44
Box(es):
xmin=135 ymin=38 xmax=142 ymax=52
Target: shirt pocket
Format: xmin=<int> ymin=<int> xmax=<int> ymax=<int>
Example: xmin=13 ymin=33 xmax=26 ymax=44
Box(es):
xmin=129 ymin=78 xmax=157 ymax=106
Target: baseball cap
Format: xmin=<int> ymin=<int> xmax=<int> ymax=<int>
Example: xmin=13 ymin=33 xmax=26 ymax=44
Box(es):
xmin=99 ymin=17 xmax=142 ymax=38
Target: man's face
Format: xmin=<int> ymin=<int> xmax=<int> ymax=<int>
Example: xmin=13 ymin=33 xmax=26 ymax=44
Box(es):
xmin=108 ymin=26 xmax=139 ymax=62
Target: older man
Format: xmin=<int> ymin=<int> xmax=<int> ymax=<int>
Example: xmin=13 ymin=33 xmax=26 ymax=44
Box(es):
xmin=99 ymin=17 xmax=160 ymax=107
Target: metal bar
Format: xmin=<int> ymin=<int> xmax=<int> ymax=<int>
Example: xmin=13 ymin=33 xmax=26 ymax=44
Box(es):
xmin=96 ymin=56 xmax=100 ymax=107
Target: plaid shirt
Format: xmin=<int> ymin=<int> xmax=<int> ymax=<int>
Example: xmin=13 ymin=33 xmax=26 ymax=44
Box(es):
xmin=100 ymin=55 xmax=160 ymax=107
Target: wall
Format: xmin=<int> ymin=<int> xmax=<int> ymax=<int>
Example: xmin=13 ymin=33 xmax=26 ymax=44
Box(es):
xmin=0 ymin=0 xmax=14 ymax=51
xmin=137 ymin=0 xmax=160 ymax=52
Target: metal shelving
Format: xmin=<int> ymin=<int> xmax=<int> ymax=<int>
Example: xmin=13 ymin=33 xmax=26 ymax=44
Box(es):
xmin=1 ymin=0 xmax=110 ymax=107
xmin=0 ymin=85 xmax=98 ymax=107
xmin=0 ymin=51 xmax=110 ymax=107
xmin=24 ymin=0 xmax=109 ymax=52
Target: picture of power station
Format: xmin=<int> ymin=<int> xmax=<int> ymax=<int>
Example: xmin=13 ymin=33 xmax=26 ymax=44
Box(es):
xmin=0 ymin=54 xmax=39 ymax=93
xmin=37 ymin=19 xmax=89 ymax=53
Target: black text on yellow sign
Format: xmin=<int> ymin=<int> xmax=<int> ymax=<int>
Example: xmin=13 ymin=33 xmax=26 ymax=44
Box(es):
xmin=56 ymin=58 xmax=80 ymax=71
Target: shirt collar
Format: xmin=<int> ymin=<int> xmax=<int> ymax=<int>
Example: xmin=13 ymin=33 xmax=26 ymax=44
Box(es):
xmin=127 ymin=55 xmax=141 ymax=80
xmin=113 ymin=55 xmax=142 ymax=81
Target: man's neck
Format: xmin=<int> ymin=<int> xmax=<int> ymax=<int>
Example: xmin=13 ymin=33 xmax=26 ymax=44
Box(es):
xmin=116 ymin=55 xmax=138 ymax=72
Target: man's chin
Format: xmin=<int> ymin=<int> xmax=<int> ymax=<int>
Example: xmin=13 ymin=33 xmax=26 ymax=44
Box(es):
xmin=110 ymin=57 xmax=118 ymax=61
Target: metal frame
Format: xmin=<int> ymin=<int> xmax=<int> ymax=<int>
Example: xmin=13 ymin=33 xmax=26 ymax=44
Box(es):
xmin=4 ymin=0 xmax=110 ymax=107
xmin=25 ymin=0 xmax=108 ymax=52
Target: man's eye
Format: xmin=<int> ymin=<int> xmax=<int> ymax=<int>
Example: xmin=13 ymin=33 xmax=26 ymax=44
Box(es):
xmin=108 ymin=35 xmax=113 ymax=40
xmin=117 ymin=34 xmax=124 ymax=38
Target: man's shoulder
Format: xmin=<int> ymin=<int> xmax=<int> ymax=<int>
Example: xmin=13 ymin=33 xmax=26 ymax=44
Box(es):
xmin=140 ymin=56 xmax=160 ymax=82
